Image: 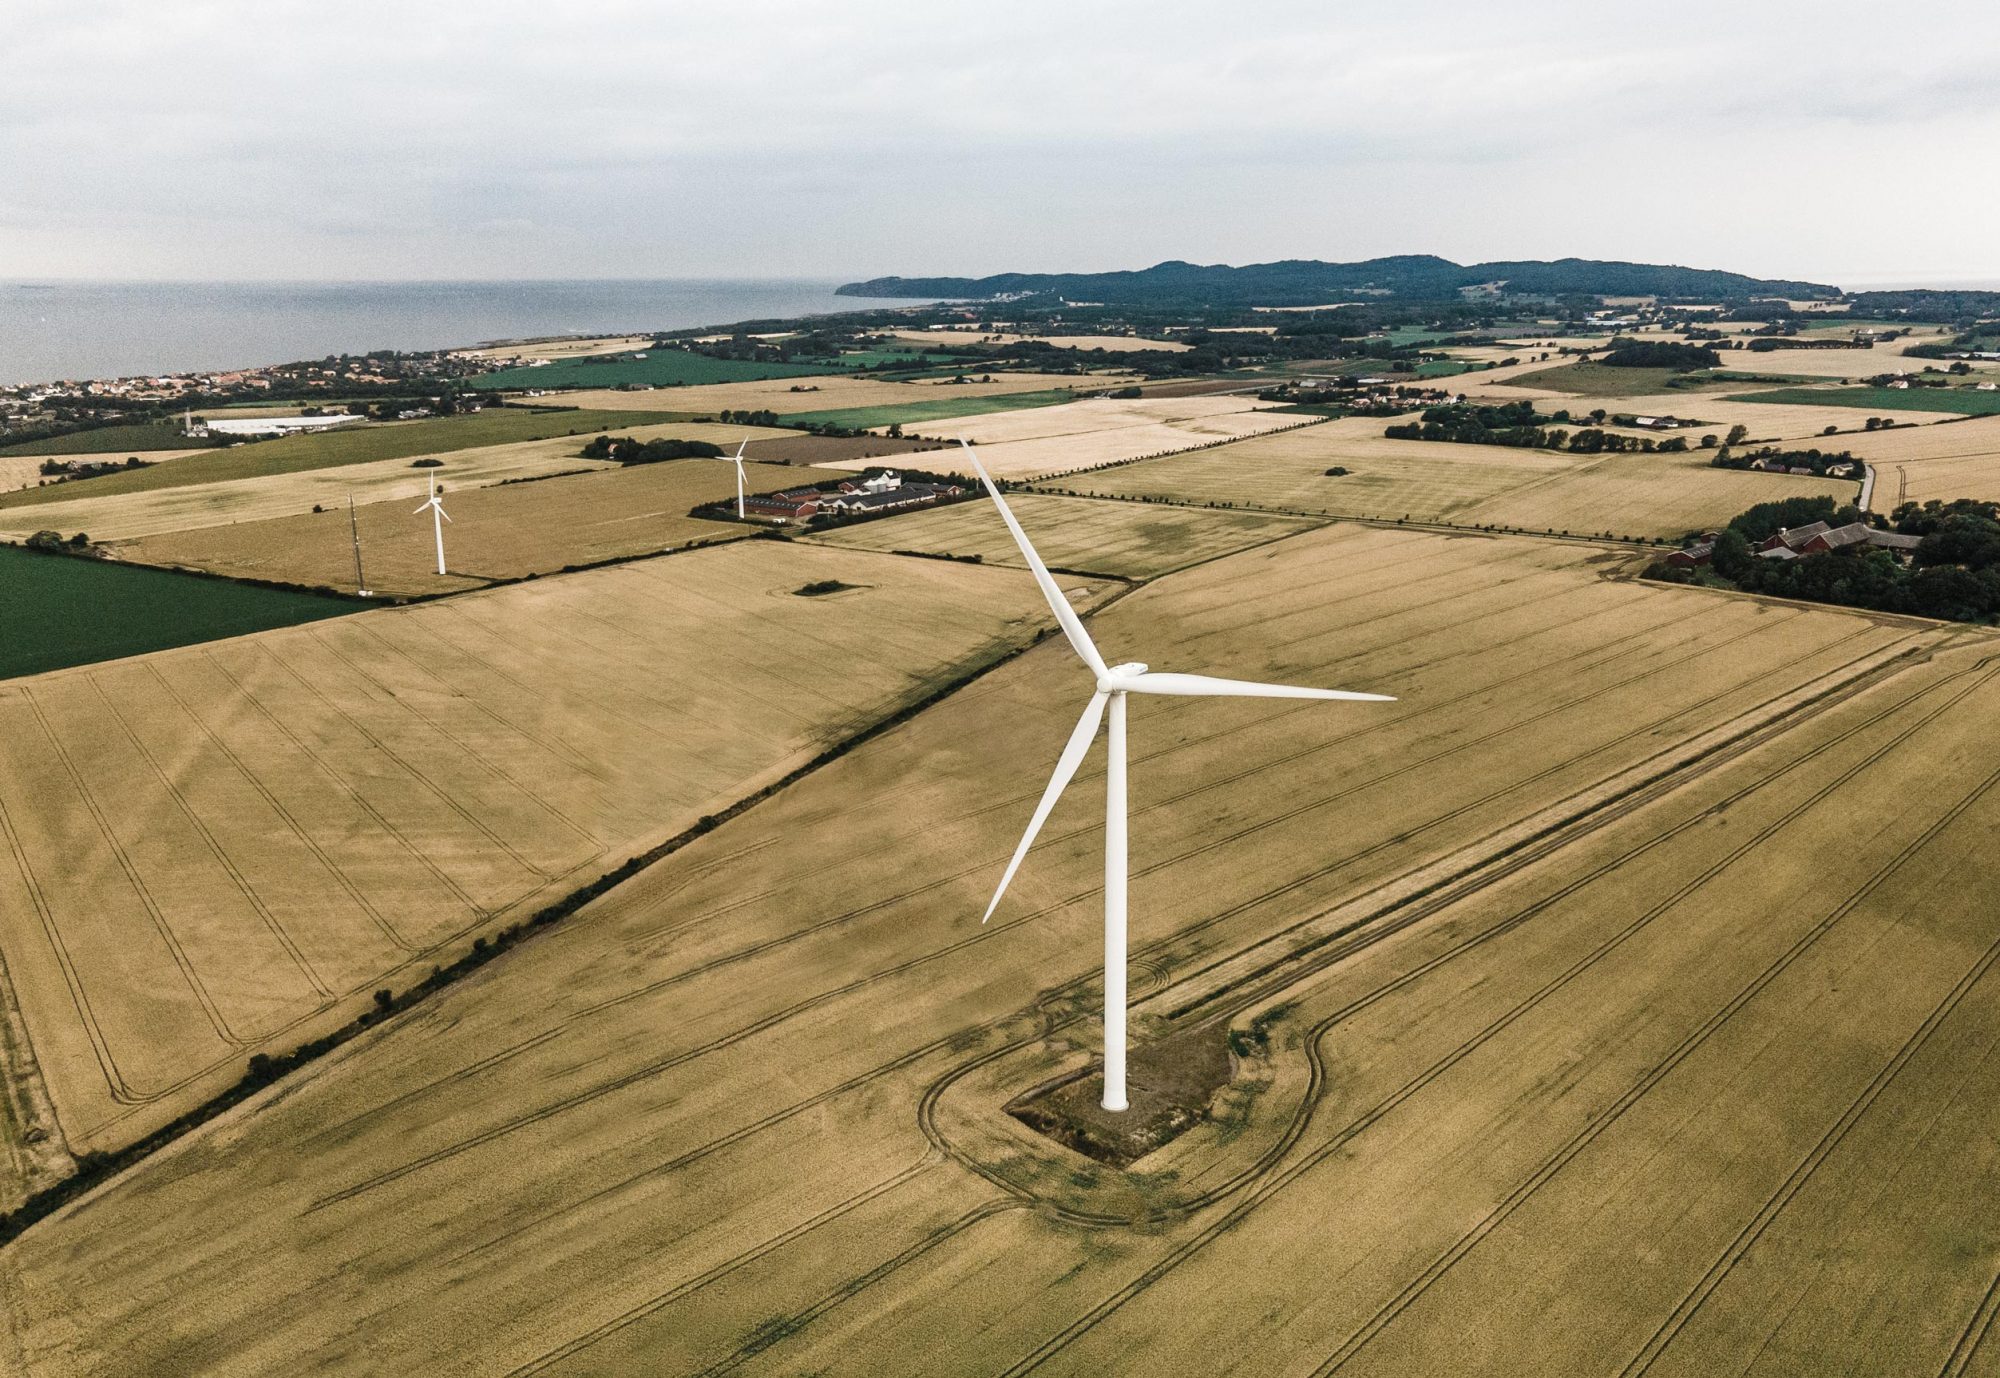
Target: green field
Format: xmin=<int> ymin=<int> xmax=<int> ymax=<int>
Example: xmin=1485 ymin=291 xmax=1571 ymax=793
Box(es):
xmin=0 ymin=407 xmax=679 ymax=508
xmin=779 ymin=388 xmax=1086 ymax=431
xmin=0 ymin=422 xmax=221 ymax=457
xmin=1727 ymin=385 xmax=2000 ymax=416
xmin=468 ymin=345 xmax=970 ymax=391
xmin=1498 ymin=363 xmax=1702 ymax=395
xmin=0 ymin=545 xmax=355 ymax=680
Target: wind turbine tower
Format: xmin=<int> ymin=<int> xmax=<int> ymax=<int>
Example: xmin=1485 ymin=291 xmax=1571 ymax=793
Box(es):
xmin=412 ymin=472 xmax=451 ymax=576
xmin=963 ymin=441 xmax=1396 ymax=1112
xmin=348 ymin=494 xmax=371 ymax=597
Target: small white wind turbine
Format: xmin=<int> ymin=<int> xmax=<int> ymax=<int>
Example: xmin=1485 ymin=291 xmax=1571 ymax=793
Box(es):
xmin=722 ymin=437 xmax=750 ymax=518
xmin=413 ymin=471 xmax=451 ymax=575
xmin=963 ymin=441 xmax=1395 ymax=1113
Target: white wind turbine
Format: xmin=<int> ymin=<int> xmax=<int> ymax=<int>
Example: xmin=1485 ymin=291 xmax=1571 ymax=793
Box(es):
xmin=413 ymin=471 xmax=451 ymax=575
xmin=722 ymin=437 xmax=750 ymax=518
xmin=964 ymin=441 xmax=1395 ymax=1112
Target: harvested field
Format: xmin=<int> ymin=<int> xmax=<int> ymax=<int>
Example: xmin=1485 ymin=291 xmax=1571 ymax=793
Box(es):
xmin=8 ymin=524 xmax=1994 ymax=1375
xmin=118 ymin=459 xmax=845 ymax=596
xmin=0 ymin=408 xmax=683 ymax=509
xmin=1715 ymin=342 xmax=1996 ymax=379
xmin=841 ymin=395 xmax=1305 ymax=481
xmin=1058 ymin=418 xmax=1858 ymax=538
xmin=809 ymin=492 xmax=1322 ymax=578
xmin=553 ymin=371 xmax=1135 ymax=415
xmin=0 ymin=424 xmax=792 ymax=545
xmin=0 ymin=539 xmax=1091 ymax=1174
xmin=455 ymin=335 xmax=656 ymax=362
xmin=737 ymin=434 xmax=946 ymax=467
xmin=784 ymin=389 xmax=1086 ymax=433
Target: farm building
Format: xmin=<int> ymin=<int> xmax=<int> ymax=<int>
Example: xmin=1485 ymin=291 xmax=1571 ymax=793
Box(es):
xmin=739 ymin=471 xmax=966 ymax=525
xmin=1758 ymin=521 xmax=1923 ymax=561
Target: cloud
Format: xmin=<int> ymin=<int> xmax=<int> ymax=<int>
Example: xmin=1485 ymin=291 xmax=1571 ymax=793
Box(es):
xmin=2 ymin=0 xmax=1996 ymax=282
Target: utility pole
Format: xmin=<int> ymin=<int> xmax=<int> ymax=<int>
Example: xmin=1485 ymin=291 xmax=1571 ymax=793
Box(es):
xmin=349 ymin=494 xmax=371 ymax=597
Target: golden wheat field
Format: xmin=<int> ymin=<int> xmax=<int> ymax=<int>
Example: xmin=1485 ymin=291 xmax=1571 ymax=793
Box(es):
xmin=858 ymin=395 xmax=1306 ymax=480
xmin=1057 ymin=419 xmax=1859 ymax=537
xmin=0 ymin=538 xmax=1096 ymax=1185
xmin=554 ymin=371 xmax=1137 ymax=414
xmin=1840 ymin=416 xmax=2000 ymax=507
xmin=0 ymin=424 xmax=793 ymax=545
xmin=116 ymin=458 xmax=840 ymax=596
xmin=454 ymin=336 xmax=657 ymax=362
xmin=7 ymin=524 xmax=1997 ymax=1375
xmin=809 ymin=492 xmax=1323 ymax=577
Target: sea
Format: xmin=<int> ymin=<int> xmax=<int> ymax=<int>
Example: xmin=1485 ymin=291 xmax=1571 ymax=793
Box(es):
xmin=0 ymin=279 xmax=935 ymax=388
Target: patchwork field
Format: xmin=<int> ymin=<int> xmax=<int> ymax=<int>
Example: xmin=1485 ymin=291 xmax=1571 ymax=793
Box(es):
xmin=0 ymin=408 xmax=683 ymax=509
xmin=0 ymin=424 xmax=793 ymax=545
xmin=809 ymin=492 xmax=1323 ymax=578
xmin=117 ymin=459 xmax=843 ymax=596
xmin=455 ymin=335 xmax=656 ymax=363
xmin=9 ymin=524 xmax=1996 ymax=1374
xmin=838 ymin=395 xmax=1305 ymax=480
xmin=1058 ymin=419 xmax=1859 ymax=538
xmin=553 ymin=370 xmax=1136 ymax=415
xmin=882 ymin=329 xmax=1191 ymax=353
xmin=0 ymin=539 xmax=1091 ymax=1185
xmin=0 ymin=545 xmax=354 ymax=681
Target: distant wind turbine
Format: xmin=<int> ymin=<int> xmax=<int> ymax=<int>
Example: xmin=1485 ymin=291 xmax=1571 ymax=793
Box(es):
xmin=963 ymin=440 xmax=1395 ymax=1113
xmin=413 ymin=471 xmax=451 ymax=575
xmin=722 ymin=437 xmax=750 ymax=518
xmin=348 ymin=493 xmax=371 ymax=597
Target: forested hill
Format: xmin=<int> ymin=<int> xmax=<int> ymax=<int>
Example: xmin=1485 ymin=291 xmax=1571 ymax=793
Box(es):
xmin=837 ymin=256 xmax=1840 ymax=305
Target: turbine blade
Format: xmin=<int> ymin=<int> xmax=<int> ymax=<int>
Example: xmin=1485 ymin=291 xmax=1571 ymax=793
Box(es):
xmin=959 ymin=441 xmax=1108 ymax=677
xmin=439 ymin=508 xmax=452 ymax=523
xmin=1124 ymin=671 xmax=1395 ymax=702
xmin=735 ymin=438 xmax=748 ymax=459
xmin=412 ymin=502 xmax=430 ymax=515
xmin=982 ymin=690 xmax=1107 ymax=922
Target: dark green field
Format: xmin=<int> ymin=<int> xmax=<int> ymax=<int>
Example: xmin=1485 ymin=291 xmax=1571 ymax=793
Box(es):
xmin=0 ymin=422 xmax=221 ymax=457
xmin=0 ymin=407 xmax=679 ymax=509
xmin=0 ymin=545 xmax=355 ymax=680
xmin=780 ymin=388 xmax=1087 ymax=431
xmin=1727 ymin=385 xmax=2000 ymax=415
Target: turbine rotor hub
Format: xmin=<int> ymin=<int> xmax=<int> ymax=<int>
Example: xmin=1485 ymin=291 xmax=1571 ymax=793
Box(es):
xmin=1101 ymin=662 xmax=1149 ymax=690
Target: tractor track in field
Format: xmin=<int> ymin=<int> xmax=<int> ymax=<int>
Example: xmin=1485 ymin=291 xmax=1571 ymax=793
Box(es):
xmin=298 ymin=597 xmax=1870 ymax=1202
xmin=988 ymin=654 xmax=2000 ymax=1375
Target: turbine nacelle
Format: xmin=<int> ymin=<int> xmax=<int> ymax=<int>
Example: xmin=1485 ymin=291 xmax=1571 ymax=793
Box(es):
xmin=1099 ymin=662 xmax=1149 ymax=690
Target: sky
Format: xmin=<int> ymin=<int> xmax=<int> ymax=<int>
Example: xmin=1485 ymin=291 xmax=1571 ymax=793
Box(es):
xmin=5 ymin=0 xmax=1999 ymax=288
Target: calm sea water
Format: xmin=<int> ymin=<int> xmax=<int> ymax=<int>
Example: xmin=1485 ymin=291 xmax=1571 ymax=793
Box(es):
xmin=0 ymin=279 xmax=933 ymax=387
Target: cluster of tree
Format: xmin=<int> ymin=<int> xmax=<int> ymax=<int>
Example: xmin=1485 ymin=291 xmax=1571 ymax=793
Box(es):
xmin=23 ymin=529 xmax=94 ymax=555
xmin=1902 ymin=329 xmax=2000 ymax=360
xmin=715 ymin=409 xmax=779 ymax=427
xmin=579 ymin=435 xmax=723 ymax=465
xmin=1744 ymin=335 xmax=1870 ymax=352
xmin=1384 ymin=401 xmax=1688 ymax=453
xmin=1651 ymin=496 xmax=2000 ymax=622
xmin=37 ymin=456 xmax=150 ymax=481
xmin=1846 ymin=289 xmax=2000 ymax=323
xmin=1598 ymin=338 xmax=1721 ymax=370
xmin=1708 ymin=444 xmax=1857 ymax=476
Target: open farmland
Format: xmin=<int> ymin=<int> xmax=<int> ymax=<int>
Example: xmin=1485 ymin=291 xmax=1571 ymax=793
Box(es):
xmin=1059 ymin=418 xmax=1859 ymax=538
xmin=550 ymin=370 xmax=1137 ymax=414
xmin=837 ymin=394 xmax=1305 ymax=480
xmin=117 ymin=459 xmax=844 ymax=596
xmin=0 ymin=538 xmax=1092 ymax=1189
xmin=0 ymin=423 xmax=793 ymax=545
xmin=810 ymin=492 xmax=1323 ymax=578
xmin=881 ymin=329 xmax=1192 ymax=353
xmin=0 ymin=424 xmax=220 ymax=458
xmin=1841 ymin=416 xmax=2000 ymax=507
xmin=8 ymin=524 xmax=1999 ymax=1375
xmin=0 ymin=408 xmax=683 ymax=509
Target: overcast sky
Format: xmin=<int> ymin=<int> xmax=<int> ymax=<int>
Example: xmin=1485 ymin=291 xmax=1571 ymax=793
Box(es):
xmin=6 ymin=1 xmax=1998 ymax=287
